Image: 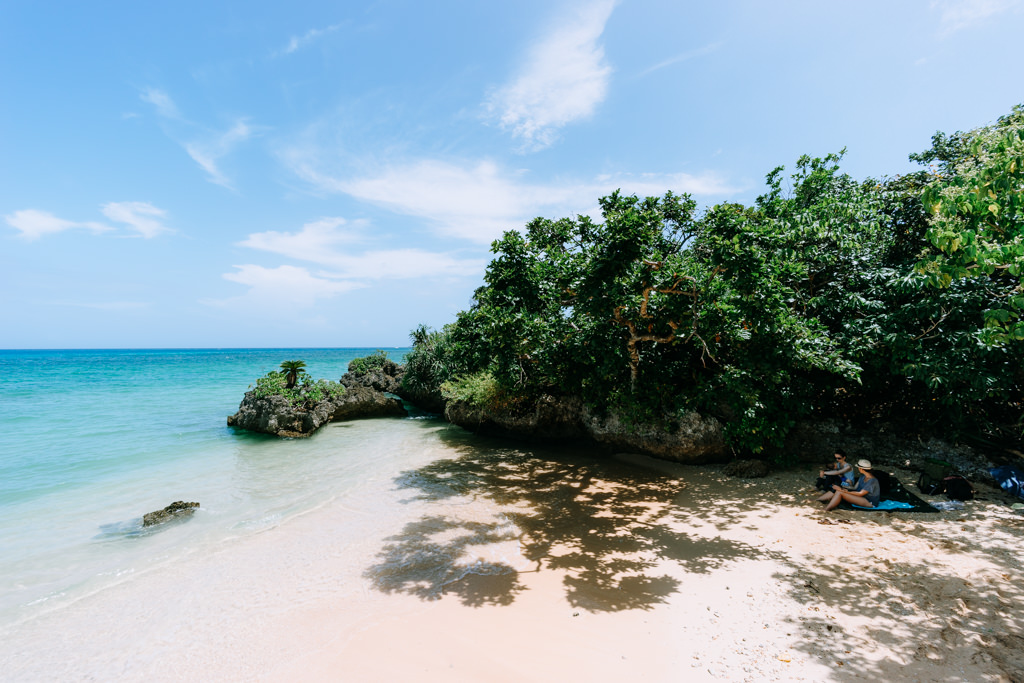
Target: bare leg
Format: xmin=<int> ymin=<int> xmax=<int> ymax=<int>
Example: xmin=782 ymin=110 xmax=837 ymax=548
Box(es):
xmin=825 ymin=491 xmax=873 ymax=511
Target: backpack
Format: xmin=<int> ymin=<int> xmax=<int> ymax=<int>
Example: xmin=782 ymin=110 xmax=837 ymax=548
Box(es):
xmin=917 ymin=459 xmax=954 ymax=495
xmin=944 ymin=475 xmax=974 ymax=501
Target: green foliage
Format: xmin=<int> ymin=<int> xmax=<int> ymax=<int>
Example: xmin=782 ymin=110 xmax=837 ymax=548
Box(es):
xmin=440 ymin=370 xmax=501 ymax=408
xmin=347 ymin=350 xmax=394 ymax=375
xmin=279 ymin=360 xmax=307 ymax=389
xmin=250 ymin=370 xmax=344 ymax=408
xmin=401 ymin=322 xmax=487 ymax=397
xmin=411 ymin=104 xmax=1024 ymax=455
xmin=917 ymin=105 xmax=1024 ymax=343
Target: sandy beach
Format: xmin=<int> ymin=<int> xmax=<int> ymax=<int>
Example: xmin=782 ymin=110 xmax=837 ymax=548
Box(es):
xmin=4 ymin=440 xmax=1022 ymax=682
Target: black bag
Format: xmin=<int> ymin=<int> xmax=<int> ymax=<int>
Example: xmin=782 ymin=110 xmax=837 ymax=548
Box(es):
xmin=918 ymin=459 xmax=954 ymax=495
xmin=944 ymin=475 xmax=974 ymax=501
xmin=917 ymin=472 xmax=945 ymax=495
xmin=816 ymin=474 xmax=842 ymax=491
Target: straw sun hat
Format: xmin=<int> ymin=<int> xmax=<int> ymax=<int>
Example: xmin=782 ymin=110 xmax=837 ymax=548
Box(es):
xmin=857 ymin=459 xmax=872 ymax=470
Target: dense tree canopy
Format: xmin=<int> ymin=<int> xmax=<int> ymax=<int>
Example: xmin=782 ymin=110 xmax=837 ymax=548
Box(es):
xmin=405 ymin=105 xmax=1023 ymax=456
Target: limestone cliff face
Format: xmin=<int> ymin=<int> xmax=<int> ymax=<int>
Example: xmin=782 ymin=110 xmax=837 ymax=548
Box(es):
xmin=227 ymin=385 xmax=406 ymax=438
xmin=445 ymin=394 xmax=728 ymax=464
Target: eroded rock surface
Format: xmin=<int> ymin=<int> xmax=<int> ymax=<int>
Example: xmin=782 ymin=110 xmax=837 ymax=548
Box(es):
xmin=143 ymin=501 xmax=199 ymax=527
xmin=227 ymin=385 xmax=406 ymax=438
xmin=445 ymin=394 xmax=728 ymax=464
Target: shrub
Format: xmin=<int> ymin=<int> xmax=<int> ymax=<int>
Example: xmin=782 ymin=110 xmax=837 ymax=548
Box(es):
xmin=249 ymin=371 xmax=345 ymax=408
xmin=348 ymin=350 xmax=395 ymax=375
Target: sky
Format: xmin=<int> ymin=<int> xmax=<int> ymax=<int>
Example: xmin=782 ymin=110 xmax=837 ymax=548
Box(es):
xmin=2 ymin=0 xmax=1023 ymax=348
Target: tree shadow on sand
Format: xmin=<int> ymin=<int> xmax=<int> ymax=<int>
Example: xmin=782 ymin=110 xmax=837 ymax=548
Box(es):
xmin=365 ymin=425 xmax=782 ymax=610
xmin=775 ymin=511 xmax=1024 ymax=682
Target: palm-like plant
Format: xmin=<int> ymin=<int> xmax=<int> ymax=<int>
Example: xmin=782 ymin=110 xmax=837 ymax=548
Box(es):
xmin=280 ymin=360 xmax=307 ymax=389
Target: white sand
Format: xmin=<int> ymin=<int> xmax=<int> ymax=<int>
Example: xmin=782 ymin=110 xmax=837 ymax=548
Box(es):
xmin=3 ymin=451 xmax=1022 ymax=682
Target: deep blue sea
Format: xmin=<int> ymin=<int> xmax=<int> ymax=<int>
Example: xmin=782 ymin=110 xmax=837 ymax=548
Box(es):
xmin=0 ymin=348 xmax=416 ymax=623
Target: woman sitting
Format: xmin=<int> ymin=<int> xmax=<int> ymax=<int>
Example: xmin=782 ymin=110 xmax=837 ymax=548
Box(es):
xmin=819 ymin=459 xmax=880 ymax=511
xmin=817 ymin=449 xmax=854 ymax=490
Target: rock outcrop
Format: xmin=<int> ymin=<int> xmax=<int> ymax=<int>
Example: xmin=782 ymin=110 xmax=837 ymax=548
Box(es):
xmin=723 ymin=459 xmax=770 ymax=478
xmin=143 ymin=501 xmax=199 ymax=527
xmin=445 ymin=394 xmax=728 ymax=464
xmin=340 ymin=358 xmax=405 ymax=394
xmin=228 ymin=384 xmax=406 ymax=438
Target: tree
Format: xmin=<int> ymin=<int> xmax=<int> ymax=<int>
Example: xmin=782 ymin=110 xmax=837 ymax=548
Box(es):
xmin=917 ymin=105 xmax=1024 ymax=344
xmin=279 ymin=360 xmax=306 ymax=389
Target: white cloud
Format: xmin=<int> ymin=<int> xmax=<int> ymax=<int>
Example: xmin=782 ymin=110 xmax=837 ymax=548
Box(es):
xmin=185 ymin=120 xmax=254 ymax=188
xmin=484 ymin=0 xmax=616 ymax=150
xmin=285 ymin=156 xmax=737 ymax=243
xmin=931 ymin=0 xmax=1021 ymax=35
xmin=5 ymin=209 xmax=112 ymax=240
xmin=6 ymin=203 xmax=171 ymax=240
xmin=239 ymin=217 xmax=364 ymax=260
xmin=140 ymin=87 xmax=180 ymax=119
xmin=140 ymin=85 xmax=256 ymax=188
xmin=211 ymin=264 xmax=366 ymax=308
xmin=639 ymin=42 xmax=722 ymax=77
xmin=277 ymin=23 xmax=345 ymax=56
xmin=239 ymin=217 xmax=485 ymax=279
xmin=101 ymin=201 xmax=170 ymax=238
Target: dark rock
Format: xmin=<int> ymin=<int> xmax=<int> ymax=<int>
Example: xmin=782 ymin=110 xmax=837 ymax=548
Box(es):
xmin=228 ymin=384 xmax=407 ymax=438
xmin=784 ymin=418 xmax=999 ymax=483
xmin=340 ymin=364 xmax=404 ymax=395
xmin=445 ymin=394 xmax=728 ymax=464
xmin=143 ymin=501 xmax=199 ymax=527
xmin=397 ymin=384 xmax=446 ymax=414
xmin=723 ymin=459 xmax=770 ymax=478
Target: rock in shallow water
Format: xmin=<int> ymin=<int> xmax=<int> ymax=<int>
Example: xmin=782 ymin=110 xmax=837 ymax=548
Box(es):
xmin=227 ymin=385 xmax=406 ymax=438
xmin=143 ymin=501 xmax=199 ymax=527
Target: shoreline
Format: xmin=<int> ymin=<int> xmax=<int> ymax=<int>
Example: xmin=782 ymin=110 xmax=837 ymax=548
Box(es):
xmin=3 ymin=439 xmax=1021 ymax=681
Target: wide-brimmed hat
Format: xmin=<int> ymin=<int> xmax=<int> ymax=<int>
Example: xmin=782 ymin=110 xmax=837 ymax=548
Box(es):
xmin=857 ymin=459 xmax=872 ymax=470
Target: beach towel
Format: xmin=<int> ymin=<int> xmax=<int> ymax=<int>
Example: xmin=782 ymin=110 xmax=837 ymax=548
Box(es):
xmin=839 ymin=475 xmax=938 ymax=513
xmin=852 ymin=500 xmax=915 ymax=511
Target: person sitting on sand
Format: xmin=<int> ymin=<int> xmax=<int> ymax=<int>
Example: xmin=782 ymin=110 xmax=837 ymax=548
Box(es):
xmin=817 ymin=449 xmax=854 ymax=490
xmin=819 ymin=459 xmax=880 ymax=511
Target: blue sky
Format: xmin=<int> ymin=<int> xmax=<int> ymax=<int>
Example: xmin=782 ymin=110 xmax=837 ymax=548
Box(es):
xmin=2 ymin=0 xmax=1023 ymax=348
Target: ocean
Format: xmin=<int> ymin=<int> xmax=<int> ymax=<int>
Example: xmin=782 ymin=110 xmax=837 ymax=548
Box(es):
xmin=0 ymin=349 xmax=457 ymax=622
xmin=0 ymin=348 xmax=682 ymax=679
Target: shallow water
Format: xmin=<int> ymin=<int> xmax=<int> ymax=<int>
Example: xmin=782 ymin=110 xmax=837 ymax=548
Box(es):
xmin=0 ymin=348 xmax=414 ymax=624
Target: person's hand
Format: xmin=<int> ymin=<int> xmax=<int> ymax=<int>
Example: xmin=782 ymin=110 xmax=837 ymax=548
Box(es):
xmin=819 ymin=470 xmax=824 ymax=477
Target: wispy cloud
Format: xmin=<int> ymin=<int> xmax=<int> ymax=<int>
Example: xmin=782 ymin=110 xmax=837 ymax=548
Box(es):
xmin=206 ymin=264 xmax=366 ymax=308
xmin=284 ymin=155 xmax=738 ymax=243
xmin=639 ymin=42 xmax=722 ymax=77
xmin=5 ymin=209 xmax=112 ymax=240
xmin=6 ymin=203 xmax=170 ymax=240
xmin=140 ymin=87 xmax=180 ymax=119
xmin=276 ymin=23 xmax=345 ymax=56
xmin=238 ymin=217 xmax=485 ymax=279
xmin=183 ymin=120 xmax=255 ymax=188
xmin=101 ymin=202 xmax=171 ymax=238
xmin=140 ymin=86 xmax=257 ymax=188
xmin=484 ymin=0 xmax=616 ymax=150
xmin=931 ymin=0 xmax=1021 ymax=35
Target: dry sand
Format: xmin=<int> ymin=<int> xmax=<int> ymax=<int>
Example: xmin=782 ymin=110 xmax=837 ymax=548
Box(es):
xmin=5 ymin=444 xmax=1022 ymax=682
xmin=275 ymin=452 xmax=1024 ymax=682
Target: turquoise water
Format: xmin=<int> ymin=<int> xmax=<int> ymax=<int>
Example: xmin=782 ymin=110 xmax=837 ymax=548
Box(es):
xmin=0 ymin=348 xmax=412 ymax=622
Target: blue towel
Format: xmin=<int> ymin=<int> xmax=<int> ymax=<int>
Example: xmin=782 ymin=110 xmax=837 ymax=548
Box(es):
xmin=852 ymin=500 xmax=914 ymax=510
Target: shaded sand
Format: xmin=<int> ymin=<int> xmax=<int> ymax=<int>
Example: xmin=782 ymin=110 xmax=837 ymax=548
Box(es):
xmin=3 ymin=430 xmax=1022 ymax=682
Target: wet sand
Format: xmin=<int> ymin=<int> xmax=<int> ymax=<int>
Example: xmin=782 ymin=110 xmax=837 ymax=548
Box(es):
xmin=4 ymin=435 xmax=1022 ymax=682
